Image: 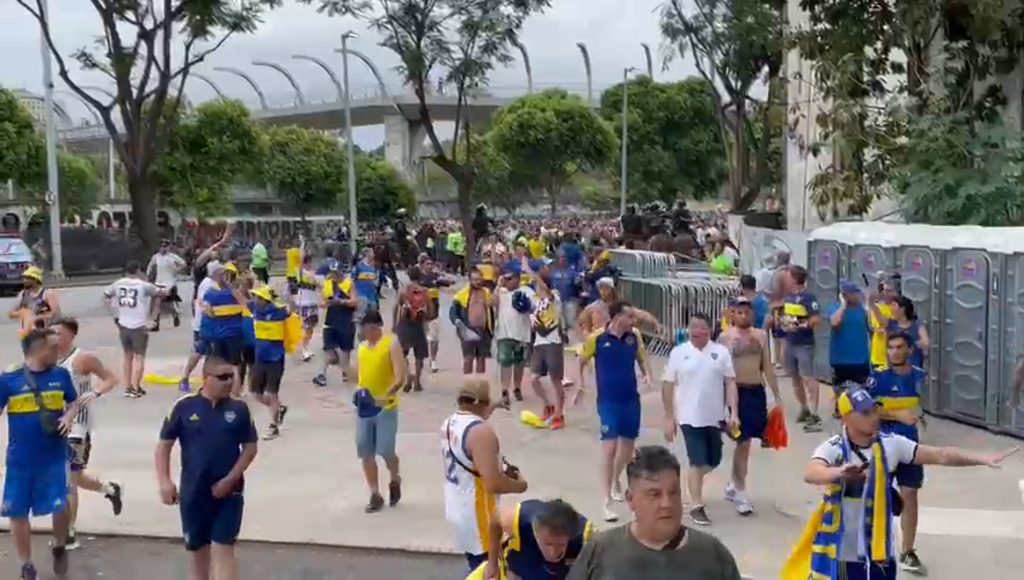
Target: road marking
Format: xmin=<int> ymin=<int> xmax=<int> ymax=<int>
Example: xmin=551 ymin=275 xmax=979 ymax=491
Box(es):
xmin=918 ymin=507 xmax=1024 ymax=540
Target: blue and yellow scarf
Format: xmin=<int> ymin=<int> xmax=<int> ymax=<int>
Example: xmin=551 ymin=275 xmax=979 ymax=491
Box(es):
xmin=783 ymin=437 xmax=893 ymax=580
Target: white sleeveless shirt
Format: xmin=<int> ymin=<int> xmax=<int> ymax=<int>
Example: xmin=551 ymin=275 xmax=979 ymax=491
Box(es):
xmin=60 ymin=347 xmax=93 ymax=438
xmin=441 ymin=411 xmax=496 ymax=554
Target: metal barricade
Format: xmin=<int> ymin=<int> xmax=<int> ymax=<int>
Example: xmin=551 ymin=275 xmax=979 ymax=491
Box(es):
xmin=609 ymin=249 xmax=676 ymax=279
xmin=617 ymin=270 xmax=739 ymax=356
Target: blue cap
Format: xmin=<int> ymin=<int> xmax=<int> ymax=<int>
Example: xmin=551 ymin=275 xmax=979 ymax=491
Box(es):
xmin=837 ymin=387 xmax=880 ymax=417
xmin=352 ymin=388 xmax=383 ymax=418
xmin=839 ymin=280 xmax=861 ymax=294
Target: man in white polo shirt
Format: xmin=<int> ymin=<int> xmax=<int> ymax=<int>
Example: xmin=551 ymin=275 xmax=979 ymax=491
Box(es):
xmin=660 ymin=313 xmax=738 ymax=527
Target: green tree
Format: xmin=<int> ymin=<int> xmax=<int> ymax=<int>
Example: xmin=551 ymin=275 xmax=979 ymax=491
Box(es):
xmin=13 ymin=0 xmax=279 ymax=251
xmin=599 ymin=77 xmax=727 ymax=205
xmin=0 ymin=88 xmax=44 ymax=187
xmin=261 ymin=126 xmax=345 ymax=220
xmin=893 ymin=113 xmax=1024 ymax=226
xmin=18 ymin=152 xmax=102 ymax=222
xmin=795 ymin=0 xmax=1024 ymax=219
xmin=302 ymin=0 xmax=550 ymax=252
xmin=154 ymin=99 xmax=262 ymax=217
xmin=661 ymin=0 xmax=785 ymax=210
xmin=490 ymin=89 xmax=616 ymax=214
xmin=470 ymin=135 xmax=537 ymax=216
xmin=356 ymin=155 xmax=416 ymax=221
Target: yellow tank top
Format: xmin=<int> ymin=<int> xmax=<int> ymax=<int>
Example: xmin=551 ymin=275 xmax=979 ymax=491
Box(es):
xmin=357 ymin=334 xmax=399 ymax=410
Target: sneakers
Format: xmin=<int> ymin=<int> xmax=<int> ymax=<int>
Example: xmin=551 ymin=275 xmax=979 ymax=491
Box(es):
xmin=262 ymin=424 xmax=280 ymax=440
xmin=172 ymin=313 xmax=181 ymax=328
xmin=899 ymin=550 xmax=925 ymax=575
xmin=603 ymin=500 xmax=619 ymax=522
xmin=610 ymin=481 xmax=624 ymax=503
xmin=689 ymin=505 xmax=712 ymax=526
xmin=725 ymin=483 xmax=753 ymax=515
xmin=365 ymin=492 xmax=385 ymax=513
xmin=302 ymin=351 xmax=314 ymax=362
xmin=20 ymin=563 xmax=37 ymax=580
xmin=126 ymin=386 xmax=146 ymax=398
xmin=541 ymin=405 xmax=556 ymax=421
xmin=796 ymin=408 xmax=812 ymax=424
xmin=52 ymin=544 xmax=68 ymax=576
xmin=549 ymin=415 xmax=565 ymax=430
xmin=312 ymin=374 xmax=327 ymax=387
xmin=413 ymin=382 xmax=423 ymax=392
xmin=389 ymin=480 xmax=402 ymax=507
xmin=105 ymin=481 xmax=124 ymax=516
xmin=513 ymin=388 xmax=523 ymax=402
xmin=275 ymin=405 xmax=289 ymax=426
xmin=402 ymin=382 xmax=413 ymax=393
xmin=500 ymin=391 xmax=511 ymax=409
xmin=802 ymin=414 xmax=823 ymax=433
xmin=430 ymin=361 xmax=439 ymax=373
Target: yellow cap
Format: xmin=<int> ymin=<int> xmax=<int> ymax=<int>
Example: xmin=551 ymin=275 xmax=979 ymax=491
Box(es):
xmin=22 ymin=266 xmax=43 ymax=282
xmin=223 ymin=262 xmax=238 ymax=274
xmin=598 ymin=251 xmax=611 ymax=262
xmin=251 ymin=285 xmax=275 ymax=302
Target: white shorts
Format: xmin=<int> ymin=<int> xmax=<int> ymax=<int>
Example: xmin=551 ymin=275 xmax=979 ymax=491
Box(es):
xmin=427 ymin=318 xmax=440 ymax=342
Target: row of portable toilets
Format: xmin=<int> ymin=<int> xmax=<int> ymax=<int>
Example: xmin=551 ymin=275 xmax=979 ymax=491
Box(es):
xmin=611 ymin=222 xmax=1024 ymax=438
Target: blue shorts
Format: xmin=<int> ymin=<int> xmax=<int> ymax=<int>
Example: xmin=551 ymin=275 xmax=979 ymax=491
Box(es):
xmin=597 ymin=397 xmax=641 ymax=441
xmin=1 ymin=460 xmax=69 ymax=518
xmin=681 ymin=425 xmax=723 ymax=469
xmin=732 ymin=385 xmax=768 ymax=442
xmin=356 ymin=408 xmax=399 ymax=459
xmin=180 ymin=494 xmax=244 ymax=551
xmin=323 ymin=326 xmax=355 ymax=352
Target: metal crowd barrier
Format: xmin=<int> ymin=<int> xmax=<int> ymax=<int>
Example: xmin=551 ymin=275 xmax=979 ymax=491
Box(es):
xmin=617 ymin=271 xmax=739 ymax=357
xmin=608 ymin=249 xmax=676 ymax=278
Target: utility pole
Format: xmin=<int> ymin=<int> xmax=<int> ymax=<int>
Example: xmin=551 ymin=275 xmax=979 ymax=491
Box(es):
xmin=342 ymin=31 xmax=358 ymax=258
xmin=40 ymin=0 xmax=63 ymax=276
xmin=619 ymin=67 xmax=636 ymax=217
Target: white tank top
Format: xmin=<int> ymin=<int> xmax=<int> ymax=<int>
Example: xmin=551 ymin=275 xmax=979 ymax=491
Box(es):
xmin=441 ymin=411 xmax=496 ymax=554
xmin=60 ymin=347 xmax=93 ymax=438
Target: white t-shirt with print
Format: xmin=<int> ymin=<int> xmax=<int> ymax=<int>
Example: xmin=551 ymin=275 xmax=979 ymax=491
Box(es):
xmin=661 ymin=341 xmax=735 ymax=427
xmin=494 ymin=286 xmax=533 ymax=343
xmin=533 ymin=294 xmax=563 ymax=346
xmin=811 ymin=432 xmax=919 ymax=562
xmin=104 ymin=277 xmax=159 ymax=329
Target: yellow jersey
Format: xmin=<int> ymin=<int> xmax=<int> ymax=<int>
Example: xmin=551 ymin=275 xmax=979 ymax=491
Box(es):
xmin=357 ymin=334 xmax=399 ymax=410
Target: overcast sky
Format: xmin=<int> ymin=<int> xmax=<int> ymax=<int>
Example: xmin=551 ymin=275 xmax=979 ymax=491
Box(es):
xmin=0 ymin=0 xmax=699 ymax=146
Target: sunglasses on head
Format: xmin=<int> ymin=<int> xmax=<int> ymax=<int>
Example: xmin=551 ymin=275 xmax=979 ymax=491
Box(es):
xmin=210 ymin=372 xmax=234 ymax=381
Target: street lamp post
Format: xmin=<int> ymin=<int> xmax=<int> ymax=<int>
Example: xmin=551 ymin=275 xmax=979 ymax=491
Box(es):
xmin=40 ymin=0 xmax=63 ymax=276
xmin=341 ymin=32 xmax=358 ymax=258
xmin=620 ymin=67 xmax=637 ymax=217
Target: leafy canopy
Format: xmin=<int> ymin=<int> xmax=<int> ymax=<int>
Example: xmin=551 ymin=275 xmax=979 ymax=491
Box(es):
xmin=599 ymin=77 xmax=727 ymax=204
xmin=490 ymin=89 xmax=617 ymax=213
xmin=0 ymin=88 xmax=44 ymax=187
xmin=261 ymin=126 xmax=346 ymax=218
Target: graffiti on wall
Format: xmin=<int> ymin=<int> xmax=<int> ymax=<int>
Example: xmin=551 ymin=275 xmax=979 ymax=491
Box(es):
xmin=173 ymin=217 xmax=348 ymax=258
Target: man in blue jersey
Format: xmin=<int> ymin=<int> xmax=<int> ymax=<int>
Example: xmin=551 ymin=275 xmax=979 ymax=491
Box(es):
xmin=1 ymin=329 xmax=93 ymax=579
xmin=867 ymin=332 xmax=928 ymax=575
xmin=578 ymin=301 xmax=653 ymax=523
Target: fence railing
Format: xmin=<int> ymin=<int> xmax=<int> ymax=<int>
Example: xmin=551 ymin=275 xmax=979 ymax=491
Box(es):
xmin=609 ymin=249 xmax=739 ymax=356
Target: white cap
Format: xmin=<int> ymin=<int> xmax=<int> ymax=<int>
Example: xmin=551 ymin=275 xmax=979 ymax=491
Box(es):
xmin=597 ymin=277 xmax=615 ymax=288
xmin=206 ymin=260 xmax=224 ymax=276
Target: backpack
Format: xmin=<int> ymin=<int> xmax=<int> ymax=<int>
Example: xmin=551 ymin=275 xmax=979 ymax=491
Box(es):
xmin=407 ymin=286 xmax=430 ymax=321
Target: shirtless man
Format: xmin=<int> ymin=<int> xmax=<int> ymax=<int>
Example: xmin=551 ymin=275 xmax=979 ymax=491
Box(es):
xmin=716 ymin=296 xmax=781 ymax=515
xmin=577 ymin=277 xmax=659 ymax=337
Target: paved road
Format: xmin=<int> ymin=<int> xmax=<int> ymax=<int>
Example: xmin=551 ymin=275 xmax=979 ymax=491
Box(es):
xmin=0 ymin=535 xmax=464 ymax=580
xmin=0 ymin=284 xmax=1022 ymax=580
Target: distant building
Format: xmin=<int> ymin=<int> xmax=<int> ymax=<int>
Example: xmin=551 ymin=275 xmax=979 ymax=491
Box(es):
xmin=9 ymin=88 xmax=72 ymax=130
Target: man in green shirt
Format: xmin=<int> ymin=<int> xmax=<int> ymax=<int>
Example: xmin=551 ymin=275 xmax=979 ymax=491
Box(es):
xmin=446 ymin=230 xmax=466 ymax=275
xmin=251 ymin=242 xmax=270 ymax=284
xmin=567 ymin=446 xmax=741 ymax=580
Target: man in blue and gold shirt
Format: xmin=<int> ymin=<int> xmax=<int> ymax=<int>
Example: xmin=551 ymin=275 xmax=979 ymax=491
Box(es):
xmin=250 ymin=286 xmax=290 ymax=440
xmin=867 ymin=332 xmax=928 ymax=574
xmin=1 ymin=328 xmax=91 ymax=579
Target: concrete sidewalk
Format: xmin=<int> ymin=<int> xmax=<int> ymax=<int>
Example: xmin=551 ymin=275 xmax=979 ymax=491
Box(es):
xmin=0 ymin=291 xmax=1021 ymax=579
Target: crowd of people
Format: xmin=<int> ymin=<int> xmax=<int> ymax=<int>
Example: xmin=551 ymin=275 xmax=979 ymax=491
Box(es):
xmin=0 ymin=207 xmax=1017 ymax=580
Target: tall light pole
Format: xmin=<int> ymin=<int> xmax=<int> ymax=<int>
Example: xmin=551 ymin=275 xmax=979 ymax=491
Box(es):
xmin=40 ymin=0 xmax=63 ymax=276
xmin=341 ymin=32 xmax=358 ymax=258
xmin=620 ymin=67 xmax=637 ymax=217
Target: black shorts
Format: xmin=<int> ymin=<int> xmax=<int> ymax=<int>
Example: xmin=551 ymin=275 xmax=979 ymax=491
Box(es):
xmin=163 ymin=285 xmax=182 ymax=303
xmin=832 ymin=364 xmax=871 ymax=387
xmin=323 ymin=326 xmax=355 ymax=352
xmin=253 ymin=267 xmax=269 ymax=284
xmin=398 ymin=322 xmax=429 ymax=360
xmin=460 ymin=328 xmax=491 ymax=359
xmin=208 ymin=338 xmax=243 ymax=366
xmin=250 ymin=361 xmax=284 ymax=396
